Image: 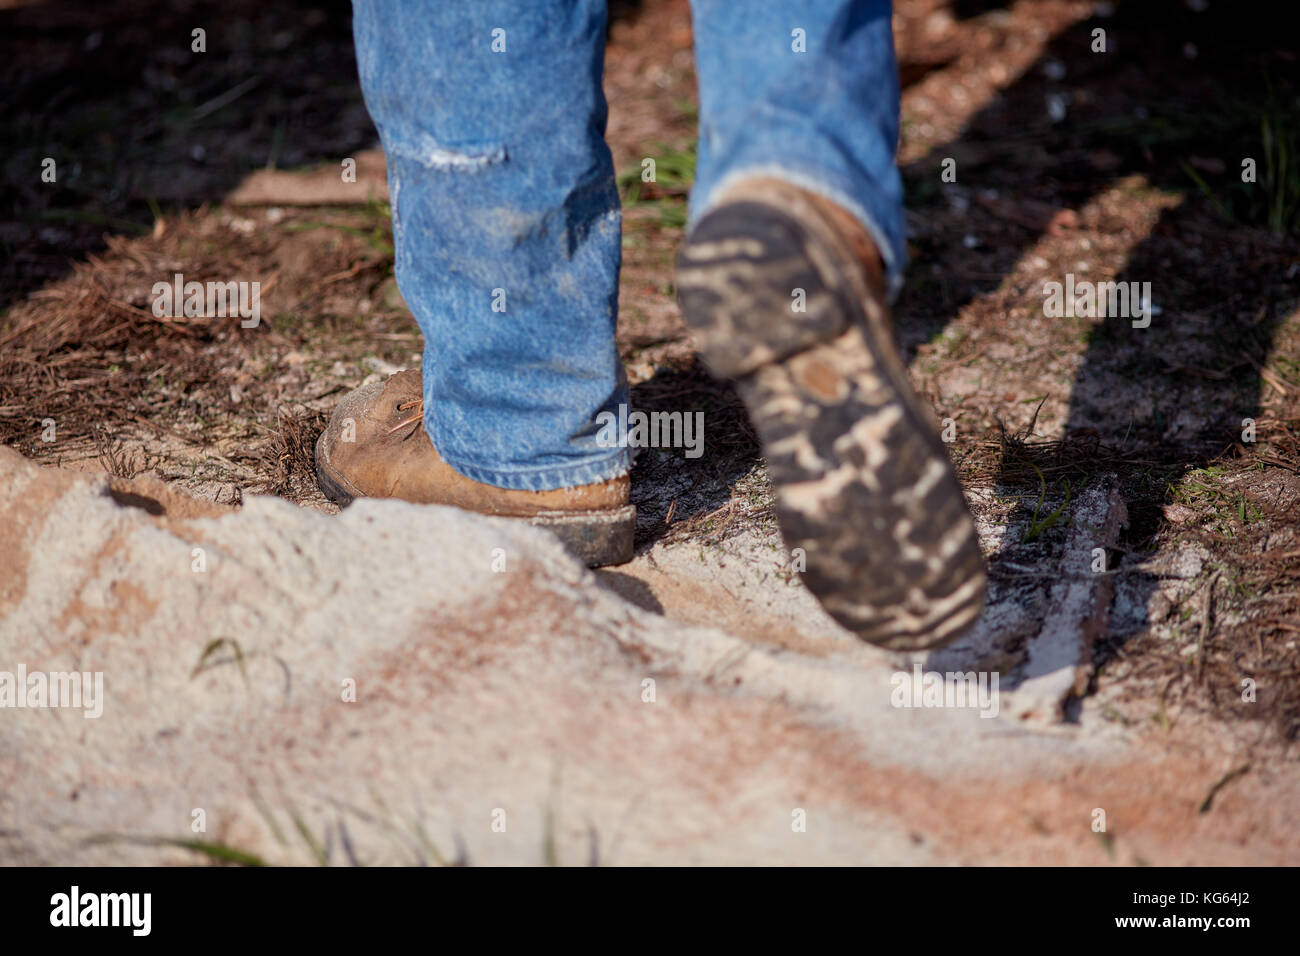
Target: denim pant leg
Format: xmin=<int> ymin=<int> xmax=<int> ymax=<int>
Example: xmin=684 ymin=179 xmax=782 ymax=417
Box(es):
xmin=688 ymin=0 xmax=908 ymax=299
xmin=352 ymin=1 xmax=630 ymax=491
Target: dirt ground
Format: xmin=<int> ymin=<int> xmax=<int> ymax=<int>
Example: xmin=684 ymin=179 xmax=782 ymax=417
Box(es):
xmin=2 ymin=0 xmax=1299 ymax=860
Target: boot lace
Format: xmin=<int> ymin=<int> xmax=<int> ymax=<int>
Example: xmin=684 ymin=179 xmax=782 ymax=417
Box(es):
xmin=388 ymin=398 xmax=424 ymax=439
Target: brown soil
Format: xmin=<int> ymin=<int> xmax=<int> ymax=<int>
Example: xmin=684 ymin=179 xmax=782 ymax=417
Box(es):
xmin=2 ymin=0 xmax=1298 ymax=827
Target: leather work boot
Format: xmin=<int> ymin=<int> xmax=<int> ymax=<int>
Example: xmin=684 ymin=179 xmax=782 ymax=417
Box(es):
xmin=314 ymin=369 xmax=635 ymax=567
xmin=675 ymin=177 xmax=986 ymax=650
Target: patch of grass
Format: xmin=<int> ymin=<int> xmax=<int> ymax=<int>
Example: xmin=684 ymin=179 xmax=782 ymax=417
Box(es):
xmin=289 ymin=808 xmax=329 ymax=867
xmin=1182 ymin=107 xmax=1300 ymax=238
xmin=618 ymin=141 xmax=696 ymax=228
xmin=1022 ymin=465 xmax=1072 ymax=543
xmin=191 ymin=636 xmax=249 ymax=684
xmin=85 ymin=833 xmax=267 ymax=866
xmin=1166 ymin=468 xmax=1265 ymax=536
xmin=285 ymin=198 xmax=394 ymax=257
xmin=1087 ymin=79 xmax=1300 ymax=237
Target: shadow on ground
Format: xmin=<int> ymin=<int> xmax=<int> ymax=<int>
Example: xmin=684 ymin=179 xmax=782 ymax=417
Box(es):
xmin=1 ymin=0 xmax=371 ymax=308
xmin=3 ymin=0 xmax=1297 ymax=737
xmin=897 ymin=0 xmax=1299 ymax=734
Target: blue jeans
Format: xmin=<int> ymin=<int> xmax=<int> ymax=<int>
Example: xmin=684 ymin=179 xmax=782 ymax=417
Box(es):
xmin=352 ymin=0 xmax=904 ymax=491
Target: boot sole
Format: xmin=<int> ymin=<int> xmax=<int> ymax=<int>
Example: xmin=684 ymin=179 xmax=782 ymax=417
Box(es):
xmin=676 ymin=200 xmax=986 ymax=649
xmin=314 ymin=436 xmax=635 ymax=568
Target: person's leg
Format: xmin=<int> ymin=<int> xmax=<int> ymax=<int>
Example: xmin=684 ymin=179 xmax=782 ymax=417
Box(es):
xmin=319 ymin=1 xmax=634 ymax=566
xmin=351 ymin=0 xmax=627 ymax=491
xmin=677 ymin=0 xmax=986 ymax=648
xmin=688 ymin=0 xmax=906 ymax=296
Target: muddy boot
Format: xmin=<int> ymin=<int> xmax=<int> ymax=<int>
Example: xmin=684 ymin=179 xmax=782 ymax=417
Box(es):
xmin=675 ymin=178 xmax=986 ymax=649
xmin=314 ymin=369 xmax=635 ymax=567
